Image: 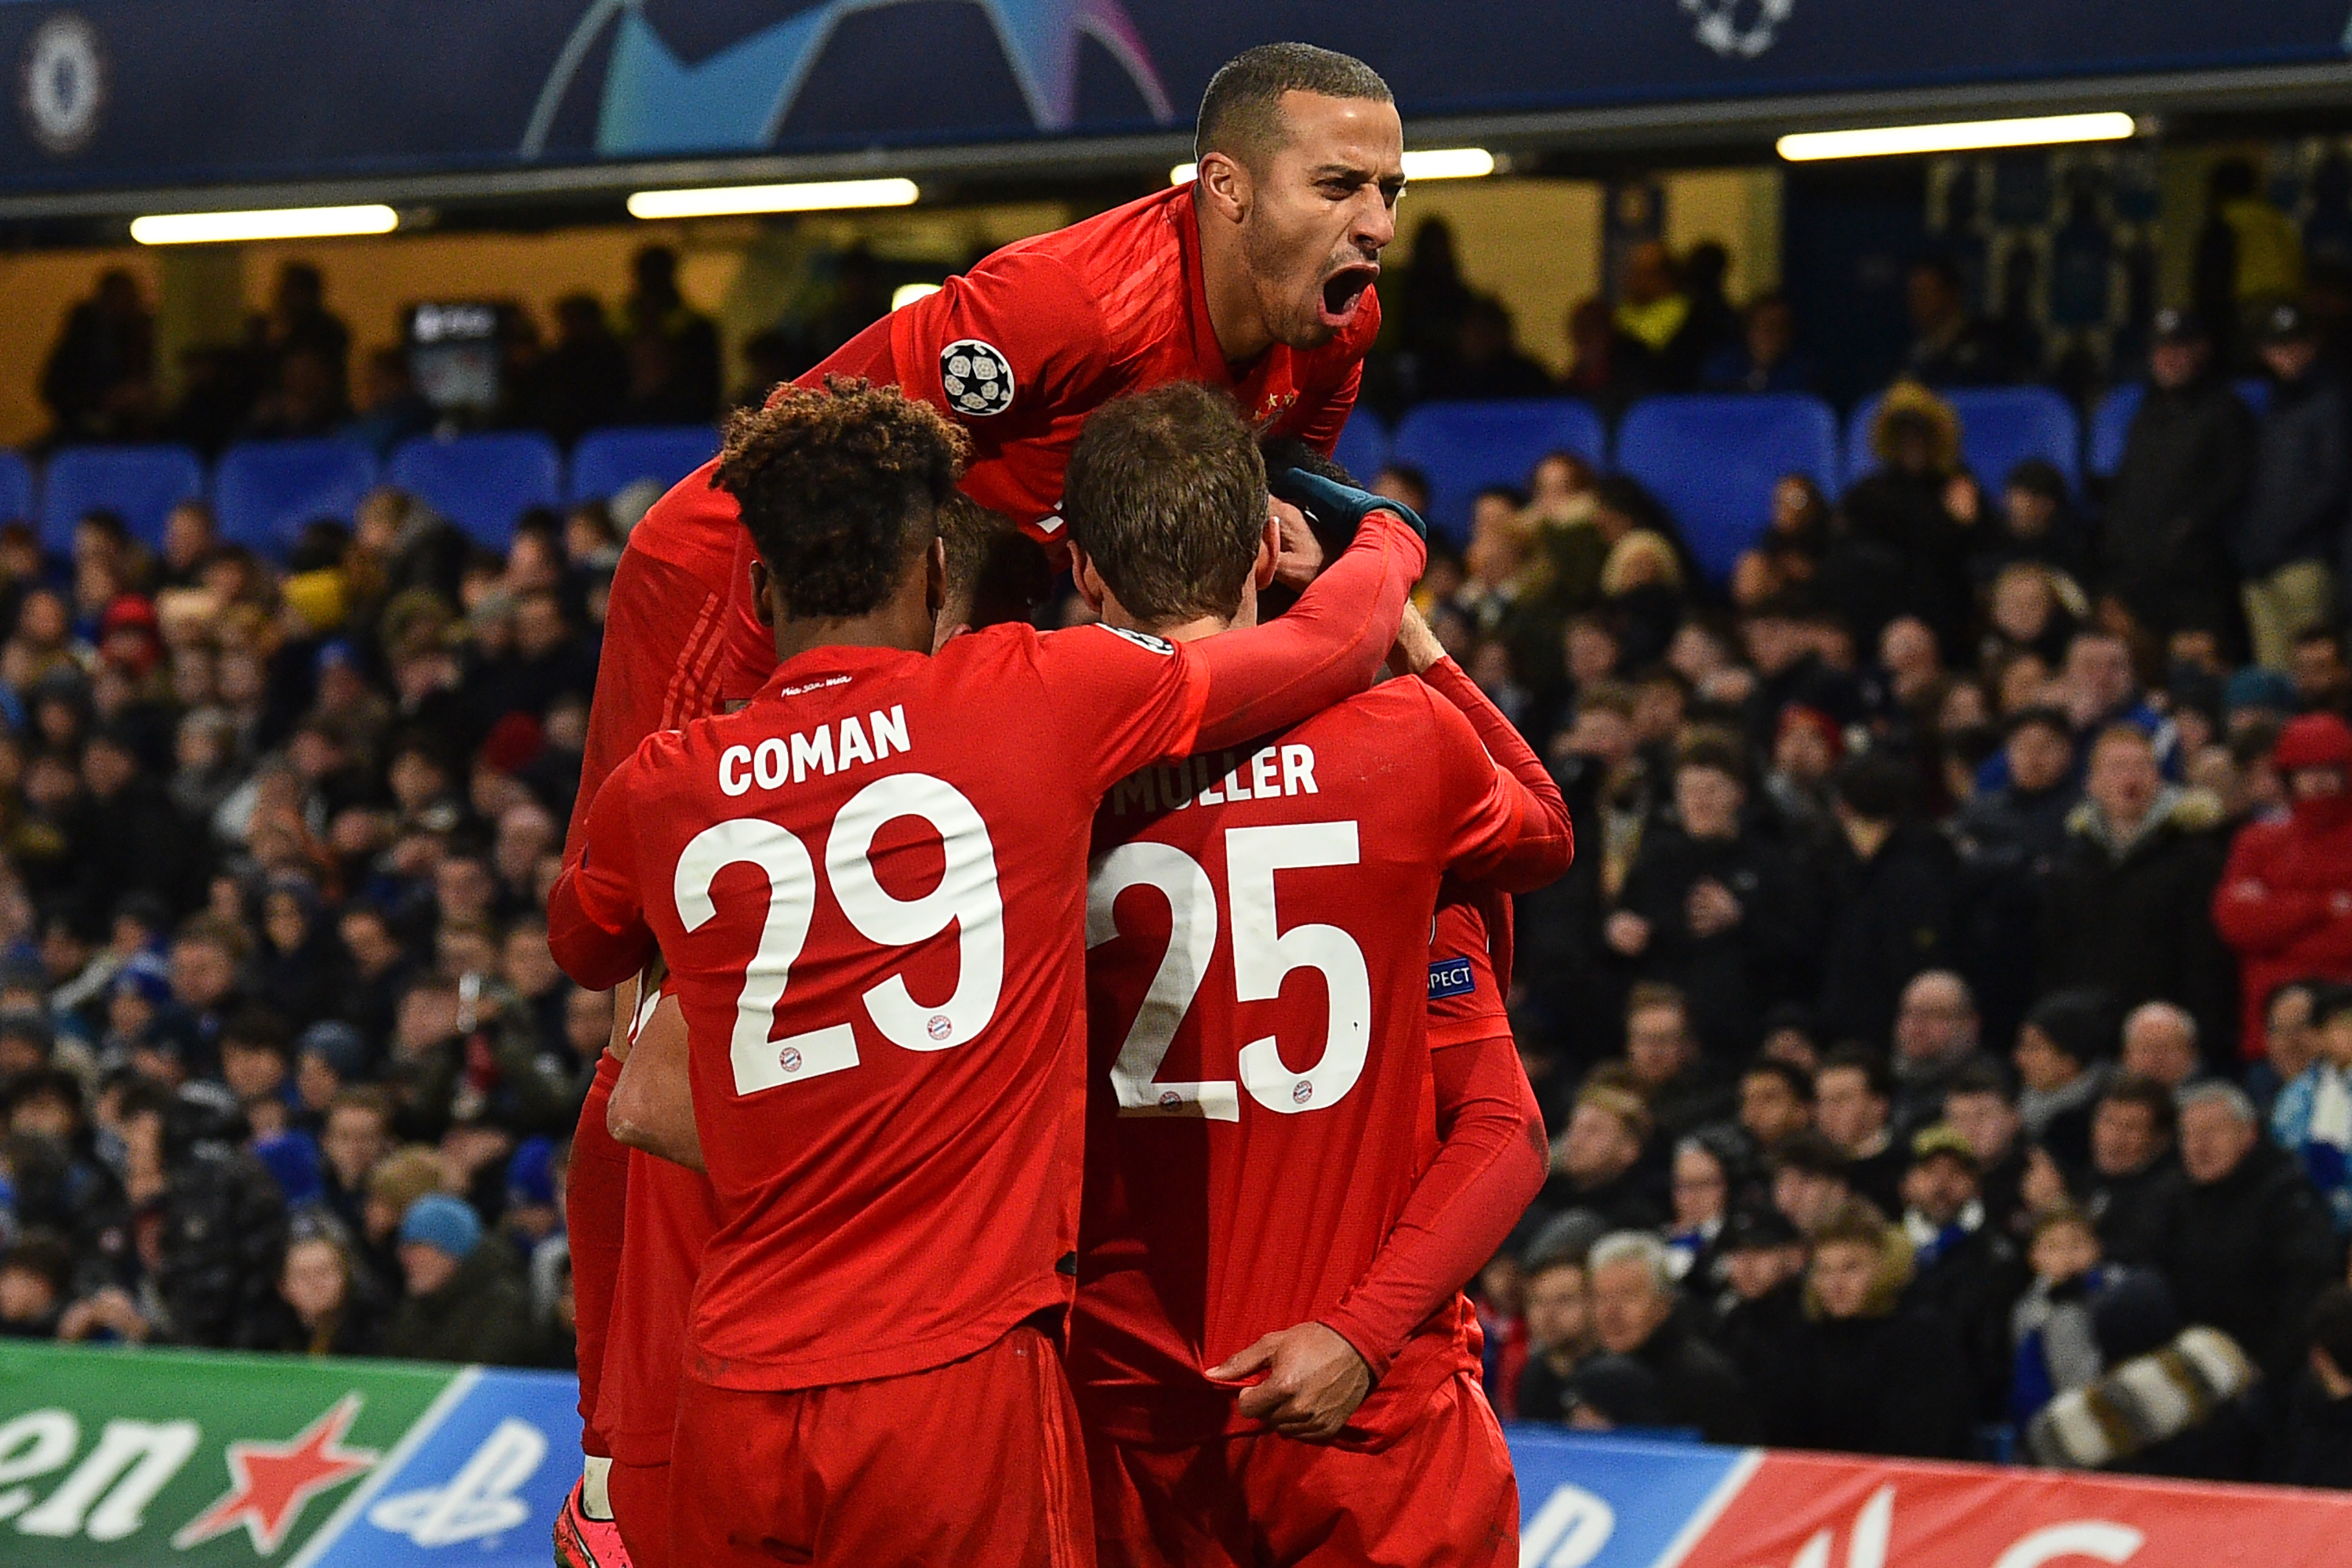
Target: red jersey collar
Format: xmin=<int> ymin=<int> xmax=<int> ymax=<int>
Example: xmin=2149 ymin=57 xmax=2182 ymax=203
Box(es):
xmin=759 ymin=641 xmax=920 ymax=699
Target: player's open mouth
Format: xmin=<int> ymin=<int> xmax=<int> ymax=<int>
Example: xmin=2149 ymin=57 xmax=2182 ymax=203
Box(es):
xmin=1319 ymin=264 xmax=1378 ymax=326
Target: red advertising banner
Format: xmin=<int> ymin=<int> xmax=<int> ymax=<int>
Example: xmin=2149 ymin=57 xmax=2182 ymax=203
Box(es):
xmin=1681 ymin=1450 xmax=2352 ymax=1568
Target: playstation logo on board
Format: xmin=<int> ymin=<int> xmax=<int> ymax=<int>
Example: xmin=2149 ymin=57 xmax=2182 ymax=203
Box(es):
xmin=1678 ymin=0 xmax=1795 ymax=59
xmin=20 ymin=12 xmax=103 ymax=156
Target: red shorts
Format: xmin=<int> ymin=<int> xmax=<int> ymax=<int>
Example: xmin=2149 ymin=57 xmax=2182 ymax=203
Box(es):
xmin=608 ymin=1459 xmax=673 ymax=1568
xmin=1087 ymin=1371 xmax=1518 ymax=1568
xmin=670 ymin=1323 xmax=1094 ymax=1567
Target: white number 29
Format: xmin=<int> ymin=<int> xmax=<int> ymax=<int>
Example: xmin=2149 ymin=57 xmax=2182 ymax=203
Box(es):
xmin=674 ymin=773 xmax=1004 ymax=1095
xmin=1086 ymin=822 xmax=1370 ymax=1119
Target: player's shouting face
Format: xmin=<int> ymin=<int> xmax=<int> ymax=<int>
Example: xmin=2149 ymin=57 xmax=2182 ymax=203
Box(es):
xmin=1194 ymin=53 xmax=1405 ymax=358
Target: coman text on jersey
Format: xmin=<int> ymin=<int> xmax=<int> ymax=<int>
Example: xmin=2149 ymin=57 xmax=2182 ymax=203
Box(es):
xmin=717 ymin=706 xmax=909 ymax=796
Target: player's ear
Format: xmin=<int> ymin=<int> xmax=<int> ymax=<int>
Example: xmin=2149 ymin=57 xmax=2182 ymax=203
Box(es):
xmin=748 ymin=558 xmax=778 ymax=630
xmin=1254 ymin=509 xmax=1280 ymax=591
xmin=1069 ymin=546 xmax=1111 ymax=617
xmin=1196 ymin=150 xmax=1250 ymax=225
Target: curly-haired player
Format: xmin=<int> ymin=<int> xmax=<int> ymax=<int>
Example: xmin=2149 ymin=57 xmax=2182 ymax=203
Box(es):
xmin=548 ymin=379 xmax=1425 ymax=1564
xmin=554 ymin=41 xmax=1403 ymax=1561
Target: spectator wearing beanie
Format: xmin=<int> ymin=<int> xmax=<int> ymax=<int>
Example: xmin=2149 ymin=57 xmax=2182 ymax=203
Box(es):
xmin=2038 ymin=724 xmax=2235 ymax=1065
xmin=379 ymin=1192 xmax=539 ymax=1366
xmin=1708 ymin=1205 xmax=1813 ymax=1444
xmin=2214 ymin=713 xmax=2352 ymax=1059
xmin=2102 ymin=308 xmax=2255 ymax=643
xmin=2234 ymin=303 xmax=2347 ymax=673
xmin=1900 ymin=1123 xmax=2024 ymax=1422
xmin=2013 ymin=989 xmax=2117 ymax=1176
xmin=2157 ymin=1083 xmax=2338 ymax=1384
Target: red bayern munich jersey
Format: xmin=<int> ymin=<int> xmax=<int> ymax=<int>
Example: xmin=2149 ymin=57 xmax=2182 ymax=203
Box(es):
xmin=1428 ymin=888 xmax=1513 ymax=1051
xmin=1070 ymin=666 xmax=1570 ymax=1449
xmin=805 ymin=182 xmax=1379 ymax=538
xmin=551 ymin=493 xmax=1428 ymax=1392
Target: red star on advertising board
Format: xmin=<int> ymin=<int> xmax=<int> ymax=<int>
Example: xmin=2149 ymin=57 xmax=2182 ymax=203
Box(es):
xmin=172 ymin=1393 xmax=380 ymax=1555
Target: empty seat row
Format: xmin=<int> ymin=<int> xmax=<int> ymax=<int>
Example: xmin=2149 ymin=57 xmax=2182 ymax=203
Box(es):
xmin=1339 ymin=379 xmax=2282 ymax=583
xmin=1 ymin=425 xmax=722 ymax=557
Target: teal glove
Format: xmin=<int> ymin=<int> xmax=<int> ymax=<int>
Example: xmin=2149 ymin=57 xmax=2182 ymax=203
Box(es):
xmin=1268 ymin=463 xmax=1429 ymax=545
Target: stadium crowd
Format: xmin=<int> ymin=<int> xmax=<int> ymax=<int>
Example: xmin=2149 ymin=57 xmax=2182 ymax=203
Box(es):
xmin=4 ymin=207 xmax=2352 ymax=1495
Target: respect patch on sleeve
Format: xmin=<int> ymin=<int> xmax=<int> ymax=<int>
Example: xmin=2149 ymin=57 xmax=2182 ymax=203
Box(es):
xmin=1428 ymin=956 xmax=1476 ymax=1000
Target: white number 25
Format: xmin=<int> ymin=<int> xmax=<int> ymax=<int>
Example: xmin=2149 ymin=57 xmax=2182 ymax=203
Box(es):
xmin=673 ymin=773 xmax=1004 ymax=1095
xmin=1086 ymin=822 xmax=1371 ymax=1120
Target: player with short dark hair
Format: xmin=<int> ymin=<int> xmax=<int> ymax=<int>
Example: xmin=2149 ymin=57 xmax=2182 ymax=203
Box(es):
xmin=549 ymin=379 xmax=1425 ymax=1566
xmin=553 ymin=39 xmax=1405 ymax=1563
xmin=1065 ymin=385 xmax=1567 ymax=1566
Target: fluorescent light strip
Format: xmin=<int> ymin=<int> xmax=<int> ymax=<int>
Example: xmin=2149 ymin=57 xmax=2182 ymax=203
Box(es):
xmin=130 ymin=204 xmax=398 ymax=245
xmin=1169 ymin=147 xmax=1496 ymax=187
xmin=1777 ymin=112 xmax=2136 ymax=162
xmin=891 ymin=282 xmax=942 ymax=310
xmin=626 ymin=177 xmax=918 ymax=220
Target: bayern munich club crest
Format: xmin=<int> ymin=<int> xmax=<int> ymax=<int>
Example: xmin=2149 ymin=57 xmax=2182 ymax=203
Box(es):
xmin=941 ymin=339 xmax=1014 ymax=416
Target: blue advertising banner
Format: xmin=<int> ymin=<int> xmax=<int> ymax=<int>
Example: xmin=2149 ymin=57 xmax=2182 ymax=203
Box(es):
xmin=0 ymin=2 xmax=2343 ymax=198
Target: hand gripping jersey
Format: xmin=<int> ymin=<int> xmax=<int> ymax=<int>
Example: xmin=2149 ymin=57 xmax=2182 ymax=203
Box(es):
xmin=807 ymin=182 xmax=1379 ymax=538
xmin=547 ymin=516 xmax=1423 ymax=1391
xmin=1070 ymin=659 xmax=1571 ymax=1450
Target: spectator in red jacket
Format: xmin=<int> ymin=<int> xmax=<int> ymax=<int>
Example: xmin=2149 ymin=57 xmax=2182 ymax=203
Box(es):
xmin=2214 ymin=713 xmax=2352 ymax=1058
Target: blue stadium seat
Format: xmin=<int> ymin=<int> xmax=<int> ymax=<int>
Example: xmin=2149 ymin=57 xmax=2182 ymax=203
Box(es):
xmin=39 ymin=444 xmax=205 ymax=553
xmin=1615 ymin=394 xmax=1841 ymax=585
xmin=1388 ymin=398 xmax=1606 ymax=546
xmin=2086 ymin=384 xmax=2143 ymax=478
xmin=1331 ymin=412 xmax=1387 ymax=486
xmin=388 ymin=433 xmax=562 ymax=551
xmin=568 ymin=424 xmax=720 ymax=504
xmin=213 ymin=438 xmax=379 ymax=554
xmin=1844 ymin=387 xmax=2080 ymax=495
xmin=2088 ymin=378 xmax=2271 ymax=479
xmin=0 ymin=451 xmax=31 ymax=529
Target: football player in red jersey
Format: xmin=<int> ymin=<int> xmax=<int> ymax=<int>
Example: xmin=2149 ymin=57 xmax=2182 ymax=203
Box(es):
xmin=808 ymin=42 xmax=1397 ymax=539
xmin=1062 ymin=403 xmax=1564 ymax=1567
xmin=553 ymin=43 xmax=1404 ymax=1563
xmin=547 ymin=380 xmax=1425 ymax=1566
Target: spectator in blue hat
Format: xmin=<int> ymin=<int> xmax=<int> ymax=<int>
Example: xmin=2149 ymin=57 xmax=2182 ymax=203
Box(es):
xmin=293 ymin=1019 xmax=369 ymax=1123
xmin=500 ymin=1134 xmax=564 ymax=1262
xmin=380 ymin=1191 xmax=541 ymax=1366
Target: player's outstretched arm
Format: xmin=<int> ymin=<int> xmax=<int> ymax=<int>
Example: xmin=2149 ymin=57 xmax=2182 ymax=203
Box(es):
xmin=1314 ymin=1030 xmax=1547 ymax=1391
xmin=548 ymin=760 xmax=658 ymax=991
xmin=1191 ymin=507 xmax=1425 ymax=750
xmin=1399 ymin=608 xmax=1575 ymax=893
xmin=609 ymin=987 xmax=705 ymax=1172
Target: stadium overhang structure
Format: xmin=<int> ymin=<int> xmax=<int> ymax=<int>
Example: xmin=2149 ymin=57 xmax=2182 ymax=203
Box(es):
xmin=0 ymin=2 xmax=2347 ymax=234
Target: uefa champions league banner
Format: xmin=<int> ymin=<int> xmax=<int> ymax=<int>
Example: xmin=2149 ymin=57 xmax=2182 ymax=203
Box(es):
xmin=0 ymin=0 xmax=2343 ymax=195
xmin=1507 ymin=1426 xmax=2352 ymax=1568
xmin=0 ymin=1341 xmax=578 ymax=1566
xmin=0 ymin=1344 xmax=2347 ymax=1568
